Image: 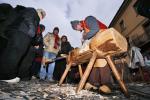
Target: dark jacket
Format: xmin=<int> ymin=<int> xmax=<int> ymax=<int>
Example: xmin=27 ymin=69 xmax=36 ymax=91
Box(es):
xmin=32 ymin=33 xmax=44 ymax=59
xmin=32 ymin=34 xmax=43 ymax=46
xmin=53 ymin=41 xmax=73 ymax=81
xmin=59 ymin=42 xmax=73 ymax=54
xmin=0 ymin=3 xmax=14 ymax=33
xmin=0 ymin=4 xmax=18 ymax=50
xmin=8 ymin=5 xmax=40 ymax=38
xmin=0 ymin=5 xmax=40 ymax=80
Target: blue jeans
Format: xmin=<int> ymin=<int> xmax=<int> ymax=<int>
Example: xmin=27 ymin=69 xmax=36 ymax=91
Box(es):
xmin=39 ymin=51 xmax=56 ymax=80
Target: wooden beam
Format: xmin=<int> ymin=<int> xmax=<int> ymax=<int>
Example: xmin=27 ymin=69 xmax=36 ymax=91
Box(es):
xmin=106 ymin=55 xmax=128 ymax=96
xmin=76 ymin=52 xmax=97 ymax=93
xmin=78 ymin=65 xmax=83 ymax=78
xmin=59 ymin=62 xmax=72 ymax=85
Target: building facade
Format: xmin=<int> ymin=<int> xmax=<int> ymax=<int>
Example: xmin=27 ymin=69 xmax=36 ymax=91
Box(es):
xmin=109 ymin=0 xmax=150 ymax=54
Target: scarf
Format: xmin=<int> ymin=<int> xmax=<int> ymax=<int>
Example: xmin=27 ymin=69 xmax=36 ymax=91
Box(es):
xmin=37 ymin=26 xmax=41 ymax=35
xmin=54 ymin=34 xmax=60 ymax=49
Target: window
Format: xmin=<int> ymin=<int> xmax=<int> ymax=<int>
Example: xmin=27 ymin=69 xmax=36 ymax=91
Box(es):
xmin=119 ymin=20 xmax=126 ymax=32
xmin=133 ymin=0 xmax=150 ymax=18
xmin=143 ymin=20 xmax=150 ymax=35
xmin=133 ymin=0 xmax=140 ymax=15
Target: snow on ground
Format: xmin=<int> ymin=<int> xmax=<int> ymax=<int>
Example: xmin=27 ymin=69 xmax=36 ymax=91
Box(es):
xmin=0 ymin=79 xmax=150 ymax=100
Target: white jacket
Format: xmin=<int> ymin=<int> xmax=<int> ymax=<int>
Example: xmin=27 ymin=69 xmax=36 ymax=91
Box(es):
xmin=129 ymin=46 xmax=145 ymax=69
xmin=43 ymin=32 xmax=60 ymax=54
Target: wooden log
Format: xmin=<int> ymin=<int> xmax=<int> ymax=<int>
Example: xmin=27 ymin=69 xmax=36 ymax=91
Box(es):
xmin=106 ymin=55 xmax=128 ymax=96
xmin=69 ymin=48 xmax=80 ymax=62
xmin=66 ymin=49 xmax=93 ymax=65
xmin=93 ymin=59 xmax=107 ymax=68
xmin=76 ymin=52 xmax=97 ymax=93
xmin=78 ymin=65 xmax=83 ymax=78
xmin=67 ymin=28 xmax=127 ymax=66
xmin=59 ymin=62 xmax=72 ymax=85
xmin=90 ymin=28 xmax=128 ymax=56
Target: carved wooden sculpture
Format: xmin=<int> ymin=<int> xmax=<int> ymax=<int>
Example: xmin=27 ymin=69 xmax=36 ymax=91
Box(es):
xmin=59 ymin=28 xmax=128 ymax=96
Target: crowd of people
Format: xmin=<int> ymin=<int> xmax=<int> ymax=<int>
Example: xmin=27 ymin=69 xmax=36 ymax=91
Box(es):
xmin=1 ymin=3 xmax=149 ymax=95
xmin=0 ymin=3 xmax=80 ymax=84
xmin=0 ymin=3 xmax=46 ymax=82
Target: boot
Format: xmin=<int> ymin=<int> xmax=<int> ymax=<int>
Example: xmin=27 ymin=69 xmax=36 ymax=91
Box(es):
xmin=84 ymin=82 xmax=98 ymax=90
xmin=99 ymin=85 xmax=111 ymax=94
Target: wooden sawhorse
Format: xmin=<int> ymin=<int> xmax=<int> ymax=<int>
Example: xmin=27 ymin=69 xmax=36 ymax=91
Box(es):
xmin=59 ymin=50 xmax=128 ymax=96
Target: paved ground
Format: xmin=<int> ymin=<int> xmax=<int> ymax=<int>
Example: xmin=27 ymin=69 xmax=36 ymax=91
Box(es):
xmin=0 ymin=79 xmax=150 ymax=100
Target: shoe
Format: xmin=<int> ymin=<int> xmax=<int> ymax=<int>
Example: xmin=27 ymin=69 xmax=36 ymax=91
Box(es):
xmin=39 ymin=79 xmax=46 ymax=82
xmin=1 ymin=77 xmax=20 ymax=83
xmin=48 ymin=78 xmax=55 ymax=82
xmin=99 ymin=85 xmax=111 ymax=94
xmin=32 ymin=76 xmax=37 ymax=79
xmin=84 ymin=82 xmax=98 ymax=90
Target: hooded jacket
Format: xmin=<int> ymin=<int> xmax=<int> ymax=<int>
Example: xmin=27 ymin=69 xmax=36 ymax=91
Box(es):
xmin=81 ymin=16 xmax=107 ymax=40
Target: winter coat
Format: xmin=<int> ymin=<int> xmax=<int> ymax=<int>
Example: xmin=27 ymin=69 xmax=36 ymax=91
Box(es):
xmin=33 ymin=34 xmax=43 ymax=56
xmin=0 ymin=3 xmax=18 ymax=51
xmin=43 ymin=32 xmax=60 ymax=54
xmin=81 ymin=16 xmax=107 ymax=40
xmin=0 ymin=5 xmax=40 ymax=80
xmin=0 ymin=3 xmax=14 ymax=33
xmin=59 ymin=41 xmax=73 ymax=54
xmin=53 ymin=41 xmax=73 ymax=81
xmin=7 ymin=5 xmax=40 ymax=38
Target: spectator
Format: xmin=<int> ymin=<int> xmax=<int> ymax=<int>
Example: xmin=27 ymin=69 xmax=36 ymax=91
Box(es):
xmin=39 ymin=27 xmax=61 ymax=82
xmin=30 ymin=24 xmax=45 ymax=78
xmin=70 ymin=16 xmax=112 ymax=94
xmin=71 ymin=16 xmax=107 ymax=53
xmin=53 ymin=35 xmax=73 ymax=81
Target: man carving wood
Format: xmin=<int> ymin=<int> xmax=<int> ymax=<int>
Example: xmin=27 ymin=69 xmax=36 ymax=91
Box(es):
xmin=70 ymin=16 xmax=112 ymax=94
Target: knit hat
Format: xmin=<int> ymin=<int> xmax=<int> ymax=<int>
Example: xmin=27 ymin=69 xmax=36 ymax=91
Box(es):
xmin=39 ymin=24 xmax=45 ymax=31
xmin=70 ymin=20 xmax=80 ymax=30
xmin=53 ymin=27 xmax=59 ymax=32
xmin=36 ymin=9 xmax=46 ymax=19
